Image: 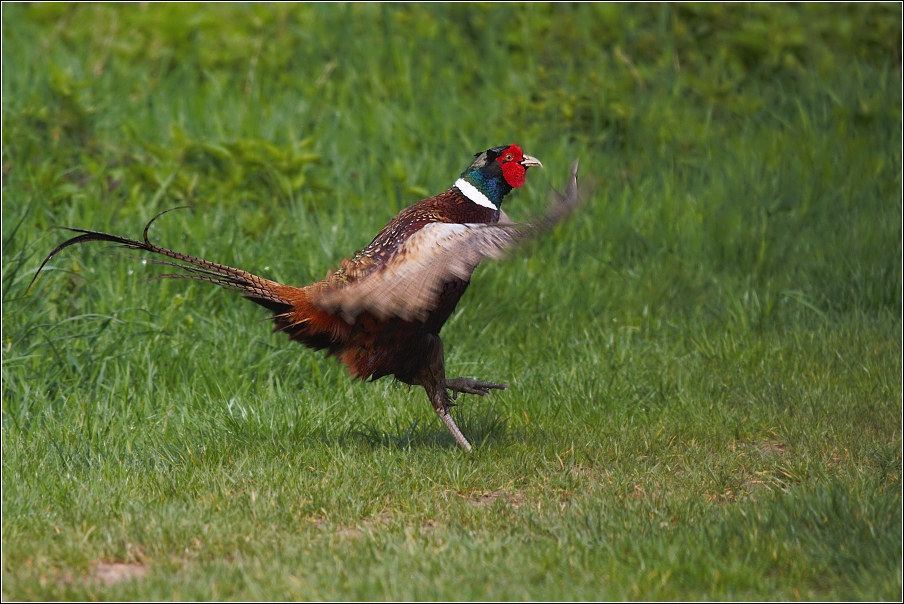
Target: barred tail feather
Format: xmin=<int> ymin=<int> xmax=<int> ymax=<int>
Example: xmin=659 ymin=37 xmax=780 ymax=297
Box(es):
xmin=31 ymin=208 xmax=293 ymax=312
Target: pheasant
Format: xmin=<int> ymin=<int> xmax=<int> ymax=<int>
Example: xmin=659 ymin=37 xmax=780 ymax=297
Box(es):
xmin=34 ymin=144 xmax=580 ymax=451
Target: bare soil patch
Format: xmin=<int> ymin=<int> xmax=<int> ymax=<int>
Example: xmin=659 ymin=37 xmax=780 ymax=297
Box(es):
xmin=466 ymin=490 xmax=524 ymax=510
xmin=92 ymin=562 xmax=149 ymax=586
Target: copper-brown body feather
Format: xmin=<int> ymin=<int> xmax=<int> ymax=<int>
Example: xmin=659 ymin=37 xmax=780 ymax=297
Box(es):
xmin=267 ymin=188 xmax=501 ymax=382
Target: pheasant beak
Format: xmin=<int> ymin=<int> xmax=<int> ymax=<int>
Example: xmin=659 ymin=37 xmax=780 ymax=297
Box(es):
xmin=520 ymin=154 xmax=543 ymax=169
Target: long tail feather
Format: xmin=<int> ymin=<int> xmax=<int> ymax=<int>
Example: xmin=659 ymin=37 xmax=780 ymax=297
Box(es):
xmin=30 ymin=208 xmax=293 ymax=312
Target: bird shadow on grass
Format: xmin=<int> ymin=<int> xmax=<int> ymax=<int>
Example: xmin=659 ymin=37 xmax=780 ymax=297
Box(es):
xmin=347 ymin=406 xmax=520 ymax=451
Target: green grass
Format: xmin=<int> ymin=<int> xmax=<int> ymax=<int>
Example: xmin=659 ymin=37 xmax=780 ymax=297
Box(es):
xmin=2 ymin=3 xmax=901 ymax=600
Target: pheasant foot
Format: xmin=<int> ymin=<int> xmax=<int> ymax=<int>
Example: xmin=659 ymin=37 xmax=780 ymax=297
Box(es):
xmin=445 ymin=378 xmax=508 ymax=399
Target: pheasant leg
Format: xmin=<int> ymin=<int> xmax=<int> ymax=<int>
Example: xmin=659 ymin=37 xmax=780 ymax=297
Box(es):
xmin=414 ymin=335 xmax=473 ymax=451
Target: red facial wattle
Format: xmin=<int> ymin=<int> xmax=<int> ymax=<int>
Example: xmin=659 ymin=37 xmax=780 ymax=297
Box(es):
xmin=497 ymin=144 xmax=527 ymax=188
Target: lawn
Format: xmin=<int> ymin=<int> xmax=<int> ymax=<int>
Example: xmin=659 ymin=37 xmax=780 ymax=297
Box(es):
xmin=2 ymin=3 xmax=901 ymax=600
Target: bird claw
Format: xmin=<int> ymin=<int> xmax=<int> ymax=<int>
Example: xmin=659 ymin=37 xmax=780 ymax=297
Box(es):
xmin=444 ymin=377 xmax=508 ymax=397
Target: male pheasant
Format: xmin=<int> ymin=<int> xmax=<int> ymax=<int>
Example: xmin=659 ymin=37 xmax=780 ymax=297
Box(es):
xmin=35 ymin=145 xmax=580 ymax=451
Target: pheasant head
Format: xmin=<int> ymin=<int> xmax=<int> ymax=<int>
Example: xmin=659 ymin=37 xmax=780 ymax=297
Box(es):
xmin=454 ymin=144 xmax=542 ymax=210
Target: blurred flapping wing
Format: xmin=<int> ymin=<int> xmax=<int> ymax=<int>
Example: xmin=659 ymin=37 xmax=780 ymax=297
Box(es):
xmin=313 ymin=160 xmax=580 ymax=323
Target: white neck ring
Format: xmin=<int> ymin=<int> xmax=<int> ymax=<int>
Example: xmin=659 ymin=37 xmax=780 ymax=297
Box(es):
xmin=454 ymin=178 xmax=497 ymax=210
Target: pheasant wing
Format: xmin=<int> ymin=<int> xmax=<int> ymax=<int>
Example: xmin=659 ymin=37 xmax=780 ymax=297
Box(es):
xmin=312 ymin=161 xmax=580 ymax=323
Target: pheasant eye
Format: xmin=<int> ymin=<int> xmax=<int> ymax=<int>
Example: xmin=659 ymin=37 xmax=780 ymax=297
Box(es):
xmin=505 ymin=154 xmax=514 ymax=161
